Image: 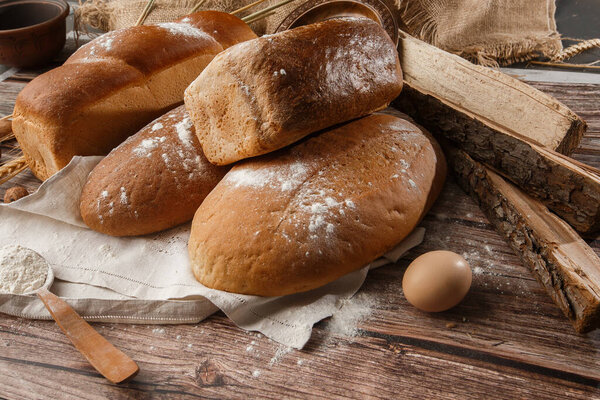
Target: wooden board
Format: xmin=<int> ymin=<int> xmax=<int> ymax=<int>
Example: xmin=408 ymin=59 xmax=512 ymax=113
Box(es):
xmin=2 ymin=79 xmax=600 ymax=398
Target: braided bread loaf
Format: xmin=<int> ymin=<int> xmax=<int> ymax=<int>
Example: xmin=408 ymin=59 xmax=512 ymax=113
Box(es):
xmin=12 ymin=11 xmax=256 ymax=180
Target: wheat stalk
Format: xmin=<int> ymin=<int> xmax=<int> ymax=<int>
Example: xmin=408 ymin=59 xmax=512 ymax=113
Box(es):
xmin=190 ymin=0 xmax=208 ymax=13
xmin=0 ymin=114 xmax=12 ymax=122
xmin=135 ymin=0 xmax=156 ymax=26
xmin=241 ymin=0 xmax=295 ymax=22
xmin=551 ymin=38 xmax=600 ymax=62
xmin=0 ymin=132 xmax=15 ymax=144
xmin=529 ymin=60 xmax=600 ymax=70
xmin=231 ymin=0 xmax=270 ymax=15
xmin=529 ymin=61 xmax=600 ymax=69
xmin=244 ymin=10 xmax=276 ymax=24
xmin=0 ymin=156 xmax=28 ymax=186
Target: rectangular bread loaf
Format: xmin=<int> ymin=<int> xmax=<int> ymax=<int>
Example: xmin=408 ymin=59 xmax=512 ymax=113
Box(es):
xmin=12 ymin=11 xmax=256 ymax=180
xmin=184 ymin=17 xmax=403 ymax=165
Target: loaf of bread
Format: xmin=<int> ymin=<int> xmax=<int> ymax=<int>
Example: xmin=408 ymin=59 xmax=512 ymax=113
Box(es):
xmin=188 ymin=113 xmax=446 ymax=296
xmin=79 ymin=105 xmax=228 ymax=236
xmin=184 ymin=17 xmax=403 ymax=166
xmin=12 ymin=11 xmax=256 ymax=180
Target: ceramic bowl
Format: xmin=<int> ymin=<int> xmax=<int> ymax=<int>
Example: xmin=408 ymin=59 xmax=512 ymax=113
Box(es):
xmin=0 ymin=0 xmax=69 ymax=67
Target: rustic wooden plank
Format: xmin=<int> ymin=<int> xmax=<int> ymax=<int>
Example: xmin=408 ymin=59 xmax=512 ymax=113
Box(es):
xmin=1 ymin=312 xmax=598 ymax=399
xmin=367 ymin=180 xmax=600 ymax=380
xmin=447 ymin=147 xmax=600 ymax=332
xmin=397 ymin=32 xmax=586 ymax=154
xmin=0 ymin=80 xmax=25 ymax=117
xmin=395 ymin=84 xmax=600 ymax=233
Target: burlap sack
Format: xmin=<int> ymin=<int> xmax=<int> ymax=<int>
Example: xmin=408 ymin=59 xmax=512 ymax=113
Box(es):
xmin=75 ymin=0 xmax=561 ymax=66
xmin=75 ymin=0 xmax=269 ymax=35
xmin=397 ymin=0 xmax=561 ymax=66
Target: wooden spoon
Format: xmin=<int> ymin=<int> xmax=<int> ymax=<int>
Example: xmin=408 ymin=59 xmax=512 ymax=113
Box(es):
xmin=37 ymin=288 xmax=140 ymax=383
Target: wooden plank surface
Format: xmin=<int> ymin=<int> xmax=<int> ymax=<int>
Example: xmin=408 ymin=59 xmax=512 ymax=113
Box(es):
xmin=2 ymin=75 xmax=600 ymax=398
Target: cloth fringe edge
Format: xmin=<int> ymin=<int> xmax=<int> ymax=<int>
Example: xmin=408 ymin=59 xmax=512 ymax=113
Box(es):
xmin=455 ymin=35 xmax=563 ymax=68
xmin=397 ymin=0 xmax=440 ymax=47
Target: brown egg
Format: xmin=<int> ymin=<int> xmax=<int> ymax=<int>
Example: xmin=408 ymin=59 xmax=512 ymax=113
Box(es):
xmin=402 ymin=250 xmax=472 ymax=312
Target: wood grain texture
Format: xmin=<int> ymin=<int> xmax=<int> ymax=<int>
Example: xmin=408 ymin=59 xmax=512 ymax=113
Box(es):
xmin=397 ymin=31 xmax=585 ymax=154
xmin=447 ymin=146 xmax=600 ymax=333
xmin=394 ymin=85 xmax=600 ymax=233
xmin=2 ymin=77 xmax=600 ymax=398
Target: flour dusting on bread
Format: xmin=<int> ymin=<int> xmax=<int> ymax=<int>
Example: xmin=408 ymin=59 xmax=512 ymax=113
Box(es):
xmin=157 ymin=22 xmax=213 ymax=40
xmin=132 ymin=136 xmax=166 ymax=157
xmin=81 ymin=104 xmax=230 ymax=236
xmin=175 ymin=116 xmax=194 ymax=147
xmin=225 ymin=161 xmax=308 ymax=191
xmin=299 ymin=193 xmax=356 ymax=239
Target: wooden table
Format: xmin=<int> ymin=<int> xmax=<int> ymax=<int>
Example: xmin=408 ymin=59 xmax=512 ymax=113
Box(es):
xmin=2 ymin=67 xmax=600 ymax=399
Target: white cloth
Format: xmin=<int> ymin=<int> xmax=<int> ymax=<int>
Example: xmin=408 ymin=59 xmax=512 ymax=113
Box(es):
xmin=0 ymin=157 xmax=424 ymax=348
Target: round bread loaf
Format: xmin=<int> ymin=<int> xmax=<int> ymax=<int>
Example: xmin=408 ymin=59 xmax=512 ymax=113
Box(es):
xmin=80 ymin=105 xmax=228 ymax=236
xmin=188 ymin=114 xmax=446 ymax=296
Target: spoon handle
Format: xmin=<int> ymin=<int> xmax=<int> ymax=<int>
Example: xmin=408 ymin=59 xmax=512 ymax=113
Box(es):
xmin=37 ymin=288 xmax=139 ymax=383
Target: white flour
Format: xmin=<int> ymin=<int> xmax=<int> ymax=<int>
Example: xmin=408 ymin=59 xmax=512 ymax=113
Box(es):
xmin=325 ymin=292 xmax=376 ymax=338
xmin=225 ymin=161 xmax=308 ymax=192
xmin=157 ymin=22 xmax=211 ymax=40
xmin=175 ymin=116 xmax=194 ymax=147
xmin=0 ymin=245 xmax=48 ymax=294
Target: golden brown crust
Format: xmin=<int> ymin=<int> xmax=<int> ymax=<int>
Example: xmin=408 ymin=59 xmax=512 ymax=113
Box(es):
xmin=188 ymin=114 xmax=446 ymax=296
xmin=184 ymin=17 xmax=403 ymax=165
xmin=176 ymin=11 xmax=257 ymax=49
xmin=79 ymin=105 xmax=229 ymax=237
xmin=12 ymin=11 xmax=256 ymax=180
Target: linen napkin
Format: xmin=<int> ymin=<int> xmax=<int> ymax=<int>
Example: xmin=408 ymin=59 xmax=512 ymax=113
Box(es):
xmin=0 ymin=156 xmax=424 ymax=348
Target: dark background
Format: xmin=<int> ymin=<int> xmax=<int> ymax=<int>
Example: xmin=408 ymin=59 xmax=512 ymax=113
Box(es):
xmin=550 ymin=0 xmax=599 ymax=69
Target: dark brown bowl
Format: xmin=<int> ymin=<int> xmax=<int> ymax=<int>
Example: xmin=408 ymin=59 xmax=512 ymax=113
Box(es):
xmin=0 ymin=0 xmax=69 ymax=67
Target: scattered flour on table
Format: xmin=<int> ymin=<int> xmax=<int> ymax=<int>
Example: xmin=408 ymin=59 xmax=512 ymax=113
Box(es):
xmin=0 ymin=245 xmax=48 ymax=294
xmin=269 ymin=344 xmax=293 ymax=366
xmin=472 ymin=266 xmax=484 ymax=275
xmin=324 ymin=292 xmax=376 ymax=338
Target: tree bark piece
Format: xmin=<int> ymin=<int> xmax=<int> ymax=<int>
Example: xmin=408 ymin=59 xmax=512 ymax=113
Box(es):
xmin=396 ymin=85 xmax=600 ymax=233
xmin=394 ymin=30 xmax=585 ymax=155
xmin=448 ymin=146 xmax=600 ymax=333
xmin=393 ymin=31 xmax=598 ymax=232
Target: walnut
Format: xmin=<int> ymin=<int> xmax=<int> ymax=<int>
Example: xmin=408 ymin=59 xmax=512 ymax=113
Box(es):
xmin=4 ymin=186 xmax=29 ymax=203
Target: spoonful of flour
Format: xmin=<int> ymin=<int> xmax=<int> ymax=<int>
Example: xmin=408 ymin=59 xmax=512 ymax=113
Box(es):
xmin=0 ymin=245 xmax=139 ymax=382
xmin=0 ymin=244 xmax=49 ymax=294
